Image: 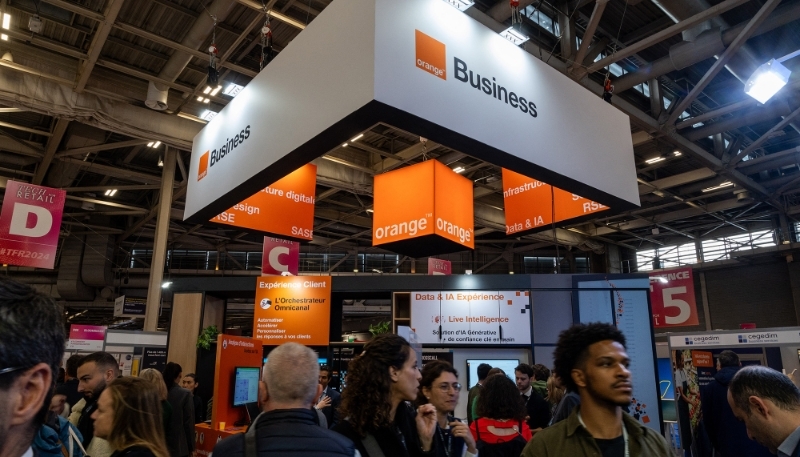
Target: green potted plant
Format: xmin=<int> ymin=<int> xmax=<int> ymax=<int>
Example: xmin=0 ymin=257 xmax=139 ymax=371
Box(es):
xmin=369 ymin=320 xmax=391 ymax=337
xmin=196 ymin=325 xmax=220 ymax=350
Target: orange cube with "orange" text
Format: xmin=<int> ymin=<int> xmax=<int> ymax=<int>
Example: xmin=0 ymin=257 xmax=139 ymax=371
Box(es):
xmin=372 ymin=160 xmax=474 ymax=257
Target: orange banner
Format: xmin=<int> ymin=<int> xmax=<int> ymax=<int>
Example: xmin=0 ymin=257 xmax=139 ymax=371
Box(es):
xmin=210 ymin=334 xmax=262 ymax=431
xmin=373 ymin=160 xmax=474 ymax=249
xmin=211 ymin=164 xmax=317 ymax=240
xmin=502 ymin=168 xmax=608 ymax=235
xmin=692 ymin=350 xmax=714 ymax=368
xmin=253 ymin=275 xmax=331 ymax=346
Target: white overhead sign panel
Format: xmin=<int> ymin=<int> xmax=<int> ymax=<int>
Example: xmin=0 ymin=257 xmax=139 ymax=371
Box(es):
xmin=184 ymin=0 xmax=639 ymax=223
xmin=373 ymin=0 xmax=638 ymax=209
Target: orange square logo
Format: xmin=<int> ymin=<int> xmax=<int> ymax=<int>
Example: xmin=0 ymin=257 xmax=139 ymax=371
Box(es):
xmin=415 ymin=30 xmax=446 ymax=80
xmin=198 ymin=151 xmax=209 ymax=181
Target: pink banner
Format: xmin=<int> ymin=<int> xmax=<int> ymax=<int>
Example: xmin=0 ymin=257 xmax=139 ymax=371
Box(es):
xmin=261 ymin=236 xmax=299 ymax=275
xmin=428 ymin=258 xmax=452 ymax=275
xmin=0 ymin=181 xmax=66 ymax=269
xmin=650 ymin=267 xmax=699 ymax=328
xmin=66 ymin=324 xmax=107 ymax=351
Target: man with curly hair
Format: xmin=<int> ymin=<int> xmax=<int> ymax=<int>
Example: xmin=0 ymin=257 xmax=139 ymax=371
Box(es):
xmin=522 ymin=323 xmax=669 ymax=457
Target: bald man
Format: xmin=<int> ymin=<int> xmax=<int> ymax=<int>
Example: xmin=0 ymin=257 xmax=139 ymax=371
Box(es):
xmin=213 ymin=343 xmax=357 ymax=456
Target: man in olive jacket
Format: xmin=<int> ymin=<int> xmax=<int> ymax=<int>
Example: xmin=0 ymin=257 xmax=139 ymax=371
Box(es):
xmin=522 ymin=323 xmax=669 ymax=457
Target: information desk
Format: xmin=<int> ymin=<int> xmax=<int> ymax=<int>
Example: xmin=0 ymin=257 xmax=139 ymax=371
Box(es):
xmin=194 ymin=423 xmax=245 ymax=456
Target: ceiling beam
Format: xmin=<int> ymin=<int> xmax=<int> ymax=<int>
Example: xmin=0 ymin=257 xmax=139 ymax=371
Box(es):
xmin=664 ymin=0 xmax=782 ymax=126
xmin=111 ymin=22 xmax=258 ymax=78
xmin=58 ymin=157 xmax=162 ymax=183
xmin=586 ymin=0 xmax=752 ymax=74
xmin=75 ymin=0 xmax=125 ymax=92
xmin=571 ymin=0 xmax=609 ymax=74
xmin=728 ymin=105 xmax=800 ymax=167
xmin=55 ymin=139 xmax=151 ymax=159
xmin=235 ymin=0 xmax=307 ymax=30
xmin=32 ymin=119 xmax=70 ymax=185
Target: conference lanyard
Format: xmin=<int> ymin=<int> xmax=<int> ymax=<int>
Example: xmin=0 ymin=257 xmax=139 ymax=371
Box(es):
xmin=578 ymin=412 xmax=629 ymax=457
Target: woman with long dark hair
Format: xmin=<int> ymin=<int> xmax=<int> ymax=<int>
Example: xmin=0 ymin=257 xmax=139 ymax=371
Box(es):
xmin=90 ymin=377 xmax=169 ymax=457
xmin=416 ymin=361 xmax=477 ymax=457
xmin=333 ymin=334 xmax=438 ymax=456
xmin=161 ymin=362 xmax=194 ymax=457
xmin=469 ymin=374 xmax=531 ymax=456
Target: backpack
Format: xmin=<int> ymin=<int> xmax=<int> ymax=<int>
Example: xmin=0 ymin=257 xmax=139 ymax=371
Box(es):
xmin=33 ymin=412 xmax=86 ymax=457
xmin=474 ymin=418 xmax=527 ymax=457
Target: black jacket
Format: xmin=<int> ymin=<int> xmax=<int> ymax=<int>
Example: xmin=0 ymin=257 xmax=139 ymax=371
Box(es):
xmin=165 ymin=386 xmax=195 ymax=457
xmin=77 ymin=397 xmax=97 ymax=448
xmin=333 ymin=402 xmax=436 ymax=457
xmin=192 ymin=394 xmax=205 ymax=424
xmin=319 ymin=386 xmax=341 ymax=429
xmin=700 ymin=366 xmax=772 ymax=457
xmin=213 ymin=408 xmax=356 ymax=456
xmin=523 ymin=388 xmax=551 ymax=430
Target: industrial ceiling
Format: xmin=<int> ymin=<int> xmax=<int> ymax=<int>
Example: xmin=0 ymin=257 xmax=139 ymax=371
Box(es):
xmin=0 ymin=0 xmax=799 ymax=325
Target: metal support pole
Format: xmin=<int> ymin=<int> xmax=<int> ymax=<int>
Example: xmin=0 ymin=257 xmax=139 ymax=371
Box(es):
xmin=699 ymin=271 xmax=712 ymax=330
xmin=144 ymin=146 xmax=177 ymax=332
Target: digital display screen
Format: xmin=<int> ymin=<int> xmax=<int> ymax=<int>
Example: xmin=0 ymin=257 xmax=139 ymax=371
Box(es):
xmin=233 ymin=367 xmax=260 ymax=406
xmin=466 ymin=359 xmax=520 ymax=389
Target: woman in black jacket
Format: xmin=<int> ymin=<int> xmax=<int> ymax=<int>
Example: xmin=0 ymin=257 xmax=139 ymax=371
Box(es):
xmin=162 ymin=362 xmax=195 ymax=457
xmin=333 ymin=334 xmax=438 ymax=457
xmin=90 ymin=377 xmax=169 ymax=457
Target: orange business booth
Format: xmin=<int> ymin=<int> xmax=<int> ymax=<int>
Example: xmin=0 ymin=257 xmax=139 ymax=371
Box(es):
xmin=177 ymin=0 xmax=647 ymax=448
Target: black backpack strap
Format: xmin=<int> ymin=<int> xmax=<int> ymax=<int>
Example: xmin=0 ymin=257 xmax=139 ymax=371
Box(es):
xmin=474 ymin=418 xmax=481 ymax=441
xmin=245 ymin=412 xmax=266 ymax=457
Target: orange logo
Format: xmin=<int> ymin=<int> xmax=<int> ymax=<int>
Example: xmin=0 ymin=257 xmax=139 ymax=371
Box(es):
xmin=198 ymin=151 xmax=209 ymax=181
xmin=415 ymin=30 xmax=446 ymax=80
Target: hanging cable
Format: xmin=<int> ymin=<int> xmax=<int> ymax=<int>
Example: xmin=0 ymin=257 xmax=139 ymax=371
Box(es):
xmin=260 ymin=1 xmax=273 ymax=70
xmin=510 ymin=0 xmax=522 ymax=26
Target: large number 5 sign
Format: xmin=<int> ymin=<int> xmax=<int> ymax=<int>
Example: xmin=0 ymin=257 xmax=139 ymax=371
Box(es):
xmin=650 ymin=268 xmax=699 ymax=328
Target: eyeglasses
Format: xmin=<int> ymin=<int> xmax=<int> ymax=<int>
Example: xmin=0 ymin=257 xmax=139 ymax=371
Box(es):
xmin=436 ymin=382 xmax=462 ymax=392
xmin=0 ymin=365 xmax=28 ymax=376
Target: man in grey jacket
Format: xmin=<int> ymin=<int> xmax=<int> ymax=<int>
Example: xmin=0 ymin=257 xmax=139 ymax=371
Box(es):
xmin=163 ymin=362 xmax=195 ymax=457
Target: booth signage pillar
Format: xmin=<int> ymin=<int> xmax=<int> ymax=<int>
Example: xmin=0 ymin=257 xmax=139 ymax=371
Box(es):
xmin=144 ymin=146 xmax=177 ymax=331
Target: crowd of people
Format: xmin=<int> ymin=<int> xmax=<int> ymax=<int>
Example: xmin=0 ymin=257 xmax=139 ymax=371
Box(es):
xmin=4 ymin=276 xmax=800 ymax=457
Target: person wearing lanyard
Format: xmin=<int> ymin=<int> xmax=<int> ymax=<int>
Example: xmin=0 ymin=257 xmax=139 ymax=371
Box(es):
xmin=416 ymin=361 xmax=478 ymax=457
xmin=521 ymin=323 xmax=670 ymax=457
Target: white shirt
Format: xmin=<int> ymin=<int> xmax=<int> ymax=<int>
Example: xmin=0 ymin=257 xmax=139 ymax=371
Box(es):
xmin=521 ymin=386 xmax=533 ymax=398
xmin=21 ymin=447 xmax=33 ymax=457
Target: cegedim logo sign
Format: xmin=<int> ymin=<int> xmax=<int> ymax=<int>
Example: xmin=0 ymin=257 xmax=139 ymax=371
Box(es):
xmin=196 ymin=125 xmax=251 ymax=181
xmin=414 ymin=29 xmax=538 ymax=119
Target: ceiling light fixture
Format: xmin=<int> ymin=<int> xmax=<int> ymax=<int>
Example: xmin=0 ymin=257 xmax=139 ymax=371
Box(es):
xmin=442 ymin=0 xmax=474 ymax=11
xmin=200 ymin=110 xmax=217 ymax=121
xmin=158 ymin=156 xmax=164 ymax=167
xmin=104 ymin=189 xmax=118 ymax=197
xmin=161 ymin=281 xmax=172 ymax=288
xmin=2 ymin=13 xmax=10 ymax=30
xmin=147 ymin=141 xmax=161 ymax=148
xmin=351 ymin=133 xmax=364 ymax=142
xmin=342 ymin=143 xmax=348 ymax=147
xmin=452 ymin=166 xmax=465 ymax=173
xmin=701 ymin=181 xmax=733 ymax=192
xmin=744 ymin=51 xmax=800 ymax=104
xmin=223 ymin=83 xmax=244 ymax=97
xmin=500 ymin=27 xmax=529 ymax=46
xmin=366 ymin=208 xmax=374 ymax=213
xmin=673 ymin=150 xmax=682 ymax=156
xmin=645 ymin=157 xmax=665 ymax=164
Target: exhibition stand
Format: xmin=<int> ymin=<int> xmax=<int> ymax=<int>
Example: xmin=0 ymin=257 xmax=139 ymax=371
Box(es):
xmin=666 ymin=328 xmax=800 ymax=453
xmin=168 ymin=273 xmax=662 ymax=428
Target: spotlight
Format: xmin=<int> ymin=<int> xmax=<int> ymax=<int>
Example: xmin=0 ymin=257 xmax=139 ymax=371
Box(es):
xmin=161 ymin=281 xmax=172 ymax=288
xmin=745 ymin=58 xmax=791 ymax=104
xmin=442 ymin=0 xmax=474 ymax=10
xmin=158 ymin=156 xmax=164 ymax=168
xmin=500 ymin=27 xmax=529 ymax=46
